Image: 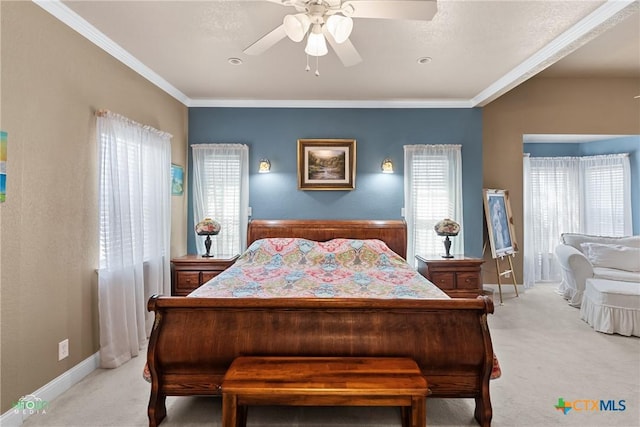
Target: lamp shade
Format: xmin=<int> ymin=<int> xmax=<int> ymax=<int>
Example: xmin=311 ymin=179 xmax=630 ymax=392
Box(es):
xmin=434 ymin=218 xmax=460 ymax=236
xmin=259 ymin=159 xmax=271 ymax=173
xmin=325 ymin=15 xmax=353 ymax=44
xmin=381 ymin=158 xmax=394 ymax=173
xmin=195 ymin=218 xmax=221 ymax=235
xmin=283 ymin=13 xmax=311 ymax=42
xmin=305 ymin=25 xmax=328 ymax=56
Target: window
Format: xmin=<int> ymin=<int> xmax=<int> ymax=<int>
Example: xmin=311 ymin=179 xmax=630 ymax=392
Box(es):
xmin=192 ymin=144 xmax=249 ymax=256
xmin=523 ymin=153 xmax=631 ymax=286
xmin=581 ymin=156 xmax=631 ymax=236
xmin=404 ymin=145 xmax=463 ymax=263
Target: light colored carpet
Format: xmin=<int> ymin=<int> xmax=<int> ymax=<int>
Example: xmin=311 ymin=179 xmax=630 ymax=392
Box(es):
xmin=22 ymin=284 xmax=640 ymax=427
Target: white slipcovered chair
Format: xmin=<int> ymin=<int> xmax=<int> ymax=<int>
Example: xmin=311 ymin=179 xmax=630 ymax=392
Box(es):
xmin=554 ymin=233 xmax=640 ymax=308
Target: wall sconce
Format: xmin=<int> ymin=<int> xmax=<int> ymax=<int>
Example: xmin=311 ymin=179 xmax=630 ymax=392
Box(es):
xmin=381 ymin=158 xmax=394 ymax=174
xmin=258 ymin=159 xmax=271 ymax=173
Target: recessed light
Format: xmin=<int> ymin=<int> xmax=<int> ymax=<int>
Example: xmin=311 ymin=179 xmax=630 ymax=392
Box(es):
xmin=228 ymin=58 xmax=243 ymax=65
xmin=417 ymin=57 xmax=432 ymax=64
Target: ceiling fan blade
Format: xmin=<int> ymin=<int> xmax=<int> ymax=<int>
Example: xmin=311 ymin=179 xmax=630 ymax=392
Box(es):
xmin=324 ymin=28 xmax=362 ymax=67
xmin=343 ymin=0 xmax=437 ymax=21
xmin=244 ymin=24 xmax=287 ymax=56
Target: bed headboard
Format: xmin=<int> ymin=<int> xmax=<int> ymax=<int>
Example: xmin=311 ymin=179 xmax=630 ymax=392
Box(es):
xmin=247 ymin=219 xmax=407 ymax=259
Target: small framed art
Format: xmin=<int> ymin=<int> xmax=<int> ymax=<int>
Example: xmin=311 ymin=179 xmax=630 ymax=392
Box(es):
xmin=483 ymin=188 xmax=518 ymax=258
xmin=171 ymin=164 xmax=184 ymax=196
xmin=297 ymin=139 xmax=356 ymax=190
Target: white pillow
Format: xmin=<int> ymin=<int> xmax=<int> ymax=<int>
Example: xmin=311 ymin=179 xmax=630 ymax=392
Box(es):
xmin=580 ymin=242 xmax=640 ymax=272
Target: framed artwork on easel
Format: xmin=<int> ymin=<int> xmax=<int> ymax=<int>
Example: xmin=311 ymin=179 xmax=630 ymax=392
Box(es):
xmin=483 ymin=188 xmax=518 ymax=258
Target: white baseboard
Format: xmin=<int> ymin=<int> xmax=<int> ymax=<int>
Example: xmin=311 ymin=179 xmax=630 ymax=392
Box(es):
xmin=1 ymin=352 xmax=99 ymax=426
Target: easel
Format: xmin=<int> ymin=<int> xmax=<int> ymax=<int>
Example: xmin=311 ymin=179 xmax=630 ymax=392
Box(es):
xmin=482 ymin=188 xmax=520 ymax=305
xmin=483 ymin=239 xmax=519 ymax=305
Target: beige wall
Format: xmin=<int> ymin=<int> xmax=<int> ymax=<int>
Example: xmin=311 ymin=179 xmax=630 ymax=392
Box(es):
xmin=482 ymin=76 xmax=640 ymax=285
xmin=0 ymin=2 xmax=188 ymax=413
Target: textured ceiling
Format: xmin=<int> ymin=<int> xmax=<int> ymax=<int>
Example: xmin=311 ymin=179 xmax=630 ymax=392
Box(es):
xmin=41 ymin=0 xmax=640 ymax=107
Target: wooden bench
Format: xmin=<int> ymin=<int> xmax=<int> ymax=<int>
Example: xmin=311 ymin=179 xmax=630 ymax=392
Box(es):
xmin=221 ymin=356 xmax=429 ymax=427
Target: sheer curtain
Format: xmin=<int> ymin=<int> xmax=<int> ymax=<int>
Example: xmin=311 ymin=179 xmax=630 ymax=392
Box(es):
xmin=523 ymin=153 xmax=631 ymax=287
xmin=192 ymin=144 xmax=249 ymax=256
xmin=404 ymin=145 xmax=463 ymax=264
xmin=523 ymin=155 xmax=581 ymax=287
xmin=97 ymin=111 xmax=171 ymax=368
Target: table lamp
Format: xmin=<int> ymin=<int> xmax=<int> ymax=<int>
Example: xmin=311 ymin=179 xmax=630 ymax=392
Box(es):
xmin=434 ymin=218 xmax=460 ymax=259
xmin=195 ymin=218 xmax=221 ymax=258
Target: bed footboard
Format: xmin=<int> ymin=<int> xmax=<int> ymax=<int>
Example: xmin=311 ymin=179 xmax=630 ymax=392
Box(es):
xmin=147 ymin=295 xmax=494 ymax=427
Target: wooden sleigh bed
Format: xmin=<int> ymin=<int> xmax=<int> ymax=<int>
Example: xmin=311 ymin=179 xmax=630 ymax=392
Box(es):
xmin=147 ymin=219 xmax=495 ymax=426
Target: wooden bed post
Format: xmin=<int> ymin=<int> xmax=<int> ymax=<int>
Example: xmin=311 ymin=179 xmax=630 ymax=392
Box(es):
xmin=147 ymin=295 xmax=167 ymax=427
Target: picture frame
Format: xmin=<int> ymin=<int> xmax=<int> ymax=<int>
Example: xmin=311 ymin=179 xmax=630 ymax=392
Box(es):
xmin=0 ymin=131 xmax=6 ymax=203
xmin=483 ymin=188 xmax=518 ymax=258
xmin=171 ymin=164 xmax=184 ymax=196
xmin=297 ymin=139 xmax=356 ymax=190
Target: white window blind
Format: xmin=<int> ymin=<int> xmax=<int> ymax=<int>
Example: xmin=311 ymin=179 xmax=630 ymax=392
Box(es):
xmin=404 ymin=145 xmax=464 ymax=264
xmin=192 ymin=144 xmax=249 ymax=256
xmin=581 ymin=155 xmax=631 ymax=236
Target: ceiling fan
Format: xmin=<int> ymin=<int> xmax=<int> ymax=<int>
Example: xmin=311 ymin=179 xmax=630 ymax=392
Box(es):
xmin=243 ymin=0 xmax=438 ymax=72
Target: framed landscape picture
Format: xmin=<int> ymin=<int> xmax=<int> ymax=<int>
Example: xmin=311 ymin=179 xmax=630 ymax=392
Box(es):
xmin=483 ymin=188 xmax=518 ymax=258
xmin=297 ymin=139 xmax=356 ymax=190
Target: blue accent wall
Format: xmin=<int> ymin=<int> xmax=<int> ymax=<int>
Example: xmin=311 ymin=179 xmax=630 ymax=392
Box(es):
xmin=188 ymin=107 xmax=484 ymax=256
xmin=525 ymin=135 xmax=640 ymax=235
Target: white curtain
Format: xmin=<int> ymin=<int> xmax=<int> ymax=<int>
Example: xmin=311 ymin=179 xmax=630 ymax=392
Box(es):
xmin=192 ymin=144 xmax=249 ymax=256
xmin=523 ymin=153 xmax=631 ymax=287
xmin=523 ymin=155 xmax=581 ymax=287
xmin=97 ymin=111 xmax=171 ymax=368
xmin=404 ymin=144 xmax=464 ymax=264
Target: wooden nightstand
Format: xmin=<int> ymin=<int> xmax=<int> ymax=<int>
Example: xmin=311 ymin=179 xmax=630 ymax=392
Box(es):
xmin=171 ymin=254 xmax=239 ymax=296
xmin=415 ymin=255 xmax=484 ymax=298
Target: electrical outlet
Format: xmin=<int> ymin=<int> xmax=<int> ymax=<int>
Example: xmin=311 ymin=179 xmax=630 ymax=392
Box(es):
xmin=58 ymin=339 xmax=69 ymax=361
xmin=248 ymin=206 xmax=252 ymax=217
xmin=401 ymin=208 xmax=405 ymax=217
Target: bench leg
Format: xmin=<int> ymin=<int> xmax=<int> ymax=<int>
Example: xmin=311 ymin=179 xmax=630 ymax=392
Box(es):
xmin=222 ymin=393 xmax=242 ymax=427
xmin=401 ymin=396 xmax=426 ymax=427
xmin=411 ymin=395 xmax=426 ymax=427
xmin=401 ymin=406 xmax=410 ymax=427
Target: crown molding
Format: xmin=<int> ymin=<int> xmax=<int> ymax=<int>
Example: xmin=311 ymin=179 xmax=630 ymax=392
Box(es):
xmin=33 ymin=0 xmax=190 ymax=106
xmin=186 ymin=98 xmax=475 ymax=108
xmin=471 ymin=0 xmax=638 ymax=107
xmin=34 ymin=0 xmax=635 ymax=109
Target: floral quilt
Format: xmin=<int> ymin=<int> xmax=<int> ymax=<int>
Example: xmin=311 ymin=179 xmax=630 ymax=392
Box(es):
xmin=189 ymin=238 xmax=448 ymax=299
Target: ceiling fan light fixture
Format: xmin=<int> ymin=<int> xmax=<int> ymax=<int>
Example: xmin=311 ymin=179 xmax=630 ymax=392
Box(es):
xmin=283 ymin=13 xmax=311 ymax=42
xmin=325 ymin=15 xmax=353 ymax=44
xmin=305 ymin=25 xmax=328 ymax=56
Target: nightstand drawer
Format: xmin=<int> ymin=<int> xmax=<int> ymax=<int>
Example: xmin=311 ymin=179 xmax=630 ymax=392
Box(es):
xmin=201 ymin=272 xmax=219 ymax=284
xmin=430 ymin=272 xmax=455 ymax=289
xmin=415 ymin=255 xmax=484 ymax=298
xmin=456 ymin=272 xmax=480 ymax=289
xmin=175 ymin=272 xmax=200 ymax=295
xmin=171 ymin=255 xmax=240 ymax=296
